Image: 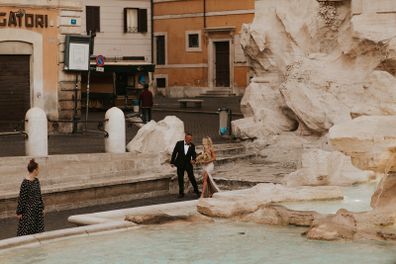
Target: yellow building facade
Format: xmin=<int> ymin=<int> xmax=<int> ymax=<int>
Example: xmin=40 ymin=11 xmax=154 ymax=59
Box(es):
xmin=153 ymin=0 xmax=254 ymax=97
xmin=0 ymin=1 xmax=83 ymax=133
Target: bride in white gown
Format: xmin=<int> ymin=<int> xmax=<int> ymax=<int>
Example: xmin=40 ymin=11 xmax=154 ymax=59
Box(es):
xmin=197 ymin=136 xmax=220 ymax=198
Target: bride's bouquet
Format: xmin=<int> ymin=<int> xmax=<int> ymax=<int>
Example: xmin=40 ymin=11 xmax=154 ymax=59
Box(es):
xmin=196 ymin=151 xmax=211 ymax=164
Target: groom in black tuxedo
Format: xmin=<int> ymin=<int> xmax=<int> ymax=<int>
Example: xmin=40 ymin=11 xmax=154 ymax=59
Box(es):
xmin=170 ymin=132 xmax=200 ymax=198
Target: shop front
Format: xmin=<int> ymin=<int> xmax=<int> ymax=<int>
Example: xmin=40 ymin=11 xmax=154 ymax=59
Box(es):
xmin=82 ymin=61 xmax=155 ymax=110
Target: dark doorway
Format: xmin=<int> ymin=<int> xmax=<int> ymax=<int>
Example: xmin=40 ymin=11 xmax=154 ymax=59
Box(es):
xmin=0 ymin=55 xmax=30 ymax=131
xmin=215 ymin=41 xmax=230 ymax=87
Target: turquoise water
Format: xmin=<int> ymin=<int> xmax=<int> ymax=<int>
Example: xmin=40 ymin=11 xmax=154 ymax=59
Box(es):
xmin=281 ymin=183 xmax=377 ymax=214
xmin=0 ymin=220 xmax=395 ymax=264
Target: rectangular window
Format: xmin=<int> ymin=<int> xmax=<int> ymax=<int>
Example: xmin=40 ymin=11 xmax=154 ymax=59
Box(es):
xmin=155 ymin=35 xmax=165 ymax=65
xmin=124 ymin=8 xmax=147 ymax=33
xmin=156 ymin=77 xmax=166 ymax=88
xmin=86 ymin=6 xmax=100 ymax=34
xmin=185 ymin=31 xmax=201 ymax=52
xmin=188 ymin=34 xmax=199 ymax=48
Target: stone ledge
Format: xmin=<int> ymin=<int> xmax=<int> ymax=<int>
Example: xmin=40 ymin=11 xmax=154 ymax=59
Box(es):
xmin=0 ymin=221 xmax=135 ymax=251
xmin=0 ymin=173 xmax=174 ymax=200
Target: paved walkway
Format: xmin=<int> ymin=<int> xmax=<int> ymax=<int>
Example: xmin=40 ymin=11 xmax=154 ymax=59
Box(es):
xmin=0 ymin=96 xmax=243 ymax=157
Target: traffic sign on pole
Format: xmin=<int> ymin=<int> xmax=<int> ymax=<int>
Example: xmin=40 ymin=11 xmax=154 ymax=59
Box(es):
xmin=96 ymin=55 xmax=105 ymax=67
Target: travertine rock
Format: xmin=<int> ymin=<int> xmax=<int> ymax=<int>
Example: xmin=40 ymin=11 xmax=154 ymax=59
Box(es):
xmin=126 ymin=116 xmax=185 ymax=155
xmin=232 ymin=81 xmax=297 ymax=139
xmin=197 ymin=183 xmax=342 ymax=218
xmin=235 ymin=0 xmax=396 ymax=138
xmin=329 ymin=115 xmax=396 ymax=172
xmin=305 ymin=208 xmax=396 ymax=241
xmin=283 ymin=149 xmax=373 ymax=186
xmin=371 ymin=173 xmax=396 ymax=210
xmin=241 ymin=204 xmax=319 ymax=226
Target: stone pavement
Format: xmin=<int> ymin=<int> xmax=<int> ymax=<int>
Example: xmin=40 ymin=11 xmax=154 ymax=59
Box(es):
xmin=0 ymin=96 xmax=243 ymax=157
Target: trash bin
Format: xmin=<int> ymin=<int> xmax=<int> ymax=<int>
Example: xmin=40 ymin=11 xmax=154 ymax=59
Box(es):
xmin=218 ymin=107 xmax=232 ymax=136
xmin=132 ymin=99 xmax=139 ymax=113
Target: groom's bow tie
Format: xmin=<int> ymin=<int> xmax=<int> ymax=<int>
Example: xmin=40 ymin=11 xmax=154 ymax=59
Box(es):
xmin=185 ymin=143 xmax=190 ymax=146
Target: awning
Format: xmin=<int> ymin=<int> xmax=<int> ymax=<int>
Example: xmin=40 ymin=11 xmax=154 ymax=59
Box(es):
xmin=90 ymin=61 xmax=155 ymax=73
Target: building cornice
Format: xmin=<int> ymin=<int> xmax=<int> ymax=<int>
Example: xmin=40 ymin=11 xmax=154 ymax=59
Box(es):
xmin=154 ymin=9 xmax=254 ymax=20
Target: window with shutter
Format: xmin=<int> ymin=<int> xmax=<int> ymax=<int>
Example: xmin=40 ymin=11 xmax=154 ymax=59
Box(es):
xmin=124 ymin=8 xmax=147 ymax=33
xmin=138 ymin=9 xmax=147 ymax=33
xmin=86 ymin=6 xmax=100 ymax=33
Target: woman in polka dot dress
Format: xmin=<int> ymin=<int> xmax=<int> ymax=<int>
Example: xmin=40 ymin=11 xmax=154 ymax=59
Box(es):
xmin=16 ymin=159 xmax=44 ymax=236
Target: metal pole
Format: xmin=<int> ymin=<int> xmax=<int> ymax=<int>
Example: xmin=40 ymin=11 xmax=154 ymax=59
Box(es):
xmin=85 ymin=67 xmax=91 ymax=131
xmin=73 ymin=73 xmax=79 ymax=133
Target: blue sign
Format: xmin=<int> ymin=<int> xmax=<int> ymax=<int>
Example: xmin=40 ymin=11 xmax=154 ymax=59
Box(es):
xmin=71 ymin=19 xmax=77 ymax=25
xmin=96 ymin=55 xmax=105 ymax=67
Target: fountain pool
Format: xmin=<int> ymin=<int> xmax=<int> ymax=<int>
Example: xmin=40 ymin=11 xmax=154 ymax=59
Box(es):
xmin=281 ymin=182 xmax=377 ymax=214
xmin=1 ymin=182 xmax=395 ymax=263
xmin=0 ymin=220 xmax=395 ymax=264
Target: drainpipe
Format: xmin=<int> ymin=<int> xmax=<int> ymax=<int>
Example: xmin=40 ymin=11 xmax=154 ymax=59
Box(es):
xmin=151 ymin=0 xmax=154 ymax=65
xmin=151 ymin=0 xmax=154 ymax=87
xmin=203 ymin=0 xmax=206 ymax=28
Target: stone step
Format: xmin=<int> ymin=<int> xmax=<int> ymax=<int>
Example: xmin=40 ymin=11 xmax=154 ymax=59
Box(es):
xmin=193 ymin=153 xmax=256 ymax=173
xmin=214 ymin=178 xmax=262 ymax=190
xmin=202 ymin=89 xmax=234 ymax=94
xmin=200 ymin=94 xmax=237 ymax=98
xmin=215 ymin=152 xmax=257 ymax=165
xmin=199 ymin=89 xmax=237 ymax=97
xmin=196 ymin=143 xmax=246 ymax=156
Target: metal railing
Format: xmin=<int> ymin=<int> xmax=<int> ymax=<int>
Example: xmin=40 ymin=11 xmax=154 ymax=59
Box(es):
xmin=49 ymin=119 xmax=109 ymax=138
xmin=0 ymin=131 xmax=28 ymax=139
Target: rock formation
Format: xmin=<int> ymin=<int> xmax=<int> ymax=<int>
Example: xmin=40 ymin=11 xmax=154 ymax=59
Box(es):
xmin=283 ymin=148 xmax=374 ymax=187
xmin=126 ymin=116 xmax=184 ymax=155
xmin=300 ymin=115 xmax=396 ymax=241
xmin=197 ymin=183 xmax=343 ymax=218
xmin=233 ymin=0 xmax=396 ymax=138
xmin=209 ymin=0 xmax=396 ymax=242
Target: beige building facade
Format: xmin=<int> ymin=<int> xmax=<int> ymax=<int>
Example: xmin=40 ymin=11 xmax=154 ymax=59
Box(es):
xmin=80 ymin=0 xmax=154 ymax=109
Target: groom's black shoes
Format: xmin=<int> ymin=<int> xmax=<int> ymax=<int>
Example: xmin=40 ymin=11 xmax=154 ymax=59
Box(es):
xmin=178 ymin=193 xmax=184 ymax=198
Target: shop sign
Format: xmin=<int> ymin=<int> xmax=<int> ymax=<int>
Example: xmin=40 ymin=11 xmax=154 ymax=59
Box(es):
xmin=0 ymin=10 xmax=48 ymax=28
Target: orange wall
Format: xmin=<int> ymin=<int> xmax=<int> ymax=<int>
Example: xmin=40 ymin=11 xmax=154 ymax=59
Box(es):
xmin=206 ymin=0 xmax=254 ymax=12
xmin=155 ymin=0 xmax=254 ymax=15
xmin=155 ymin=0 xmax=203 ymax=16
xmin=155 ymin=17 xmax=206 ymax=65
xmin=234 ymin=66 xmax=249 ymax=88
xmin=156 ymin=67 xmax=208 ymax=87
xmin=205 ymin=13 xmax=253 ymax=31
xmin=156 ymin=66 xmax=249 ymax=89
xmin=154 ymin=0 xmax=254 ymax=90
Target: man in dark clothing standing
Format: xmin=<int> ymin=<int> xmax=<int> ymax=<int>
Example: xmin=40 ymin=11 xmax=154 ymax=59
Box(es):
xmin=139 ymin=84 xmax=153 ymax=123
xmin=170 ymin=132 xmax=200 ymax=198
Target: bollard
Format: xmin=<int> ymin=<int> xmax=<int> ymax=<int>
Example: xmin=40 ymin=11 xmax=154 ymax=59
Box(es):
xmin=105 ymin=107 xmax=126 ymax=153
xmin=218 ymin=107 xmax=232 ymax=136
xmin=25 ymin=107 xmax=48 ymax=156
xmin=132 ymin=99 xmax=139 ymax=113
